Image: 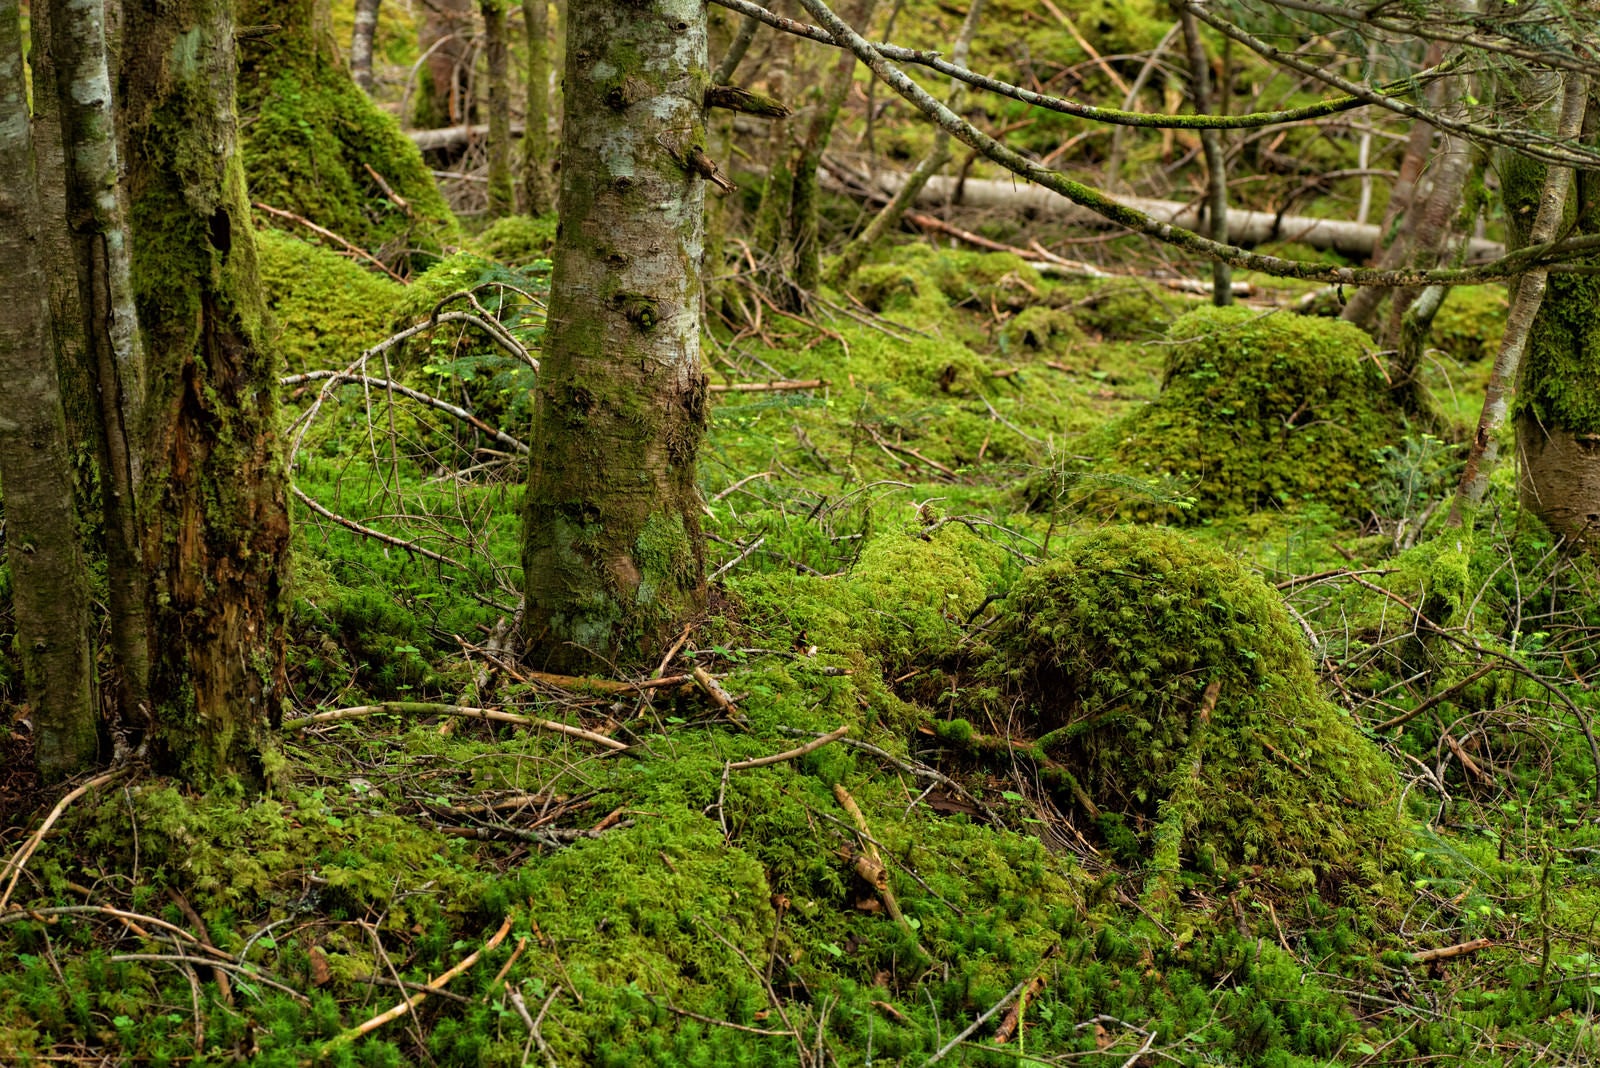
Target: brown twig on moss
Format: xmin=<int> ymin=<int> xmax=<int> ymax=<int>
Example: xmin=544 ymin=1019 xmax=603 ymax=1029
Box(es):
xmin=253 ymin=201 xmax=407 ymax=282
xmin=321 ymin=913 xmax=515 ymax=1053
xmin=282 ymin=702 xmax=630 ymax=751
xmin=832 ymin=784 xmax=931 ymax=961
xmin=729 ymin=726 xmax=850 ymax=770
xmin=0 ymin=769 xmax=129 ymax=911
xmin=1408 ymin=938 xmax=1493 ymax=964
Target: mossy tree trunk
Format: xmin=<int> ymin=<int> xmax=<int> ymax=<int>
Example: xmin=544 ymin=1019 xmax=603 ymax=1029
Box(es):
xmin=44 ymin=0 xmax=153 ymax=729
xmin=482 ymin=0 xmax=514 ymax=216
xmin=0 ymin=0 xmax=97 ymax=780
xmin=1503 ymin=83 xmax=1600 ymax=543
xmin=120 ymin=0 xmax=291 ymax=784
xmin=520 ymin=0 xmax=556 ymax=214
xmin=521 ymin=0 xmax=711 ymax=673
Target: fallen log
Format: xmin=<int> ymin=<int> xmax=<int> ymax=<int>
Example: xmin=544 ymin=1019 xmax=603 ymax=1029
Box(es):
xmin=846 ymin=165 xmax=1504 ymax=262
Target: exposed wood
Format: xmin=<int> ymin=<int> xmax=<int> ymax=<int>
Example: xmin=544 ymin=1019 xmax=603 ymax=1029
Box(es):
xmin=1408 ymin=938 xmax=1493 ymax=964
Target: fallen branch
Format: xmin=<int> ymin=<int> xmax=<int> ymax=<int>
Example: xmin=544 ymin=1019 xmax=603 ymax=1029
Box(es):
xmin=693 ymin=666 xmax=742 ymax=717
xmin=709 ymin=378 xmax=825 ymax=393
xmin=0 ymin=769 xmax=129 ymax=912
xmin=924 ymin=974 xmax=1036 ymax=1066
xmin=281 ymin=371 xmax=529 ymax=454
xmin=322 ymin=913 xmax=514 ymax=1053
xmin=253 ymin=201 xmax=407 ymax=282
xmin=833 ymin=783 xmax=930 ymax=960
xmin=729 ymin=725 xmax=849 ymax=770
xmin=282 ymin=701 xmax=630 ymax=751
xmin=292 ymin=485 xmax=465 ymax=570
xmin=1408 ymin=938 xmax=1493 ymax=964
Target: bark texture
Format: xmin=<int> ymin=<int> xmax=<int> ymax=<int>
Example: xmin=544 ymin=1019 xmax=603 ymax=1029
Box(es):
xmin=483 ymin=0 xmax=514 ymax=216
xmin=0 ymin=0 xmax=97 ymax=779
xmin=418 ymin=0 xmax=475 ymax=127
xmin=351 ymin=0 xmax=381 ymax=93
xmin=45 ymin=0 xmax=152 ymax=724
xmin=520 ymin=0 xmax=556 ymax=214
xmin=522 ymin=0 xmax=711 ymax=673
xmin=121 ymin=0 xmax=291 ymax=783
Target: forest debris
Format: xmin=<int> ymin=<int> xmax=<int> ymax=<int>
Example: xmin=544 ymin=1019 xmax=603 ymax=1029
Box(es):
xmin=728 ymin=725 xmax=850 ymax=770
xmin=0 ymin=769 xmax=129 ymax=912
xmin=362 ymin=162 xmax=413 ymax=216
xmin=1408 ymin=938 xmax=1493 ymax=964
xmin=693 ymin=666 xmax=742 ymax=716
xmin=924 ymin=973 xmax=1039 ymax=1067
xmin=321 ymin=913 xmax=514 ymax=1054
xmin=993 ymin=973 xmax=1048 ymax=1044
xmin=832 ymin=784 xmax=930 ymax=960
xmin=709 ymin=378 xmax=825 ymax=393
xmin=281 ymin=702 xmax=630 ymax=751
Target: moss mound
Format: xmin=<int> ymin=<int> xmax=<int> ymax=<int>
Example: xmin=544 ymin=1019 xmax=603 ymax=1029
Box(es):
xmin=256 ymin=229 xmax=404 ymax=371
xmin=239 ymin=2 xmax=457 ymax=259
xmin=1110 ymin=306 xmax=1401 ymax=520
xmin=986 ymin=526 xmax=1402 ymax=889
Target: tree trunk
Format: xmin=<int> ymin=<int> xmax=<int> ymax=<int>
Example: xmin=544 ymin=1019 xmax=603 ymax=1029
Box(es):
xmin=1176 ymin=4 xmax=1230 ymax=307
xmin=483 ymin=0 xmax=514 ymax=216
xmin=44 ymin=0 xmax=153 ymax=730
xmin=520 ymin=0 xmax=556 ymax=214
xmin=521 ymin=0 xmax=710 ymax=673
xmin=120 ymin=0 xmax=291 ymax=784
xmin=350 ymin=0 xmax=381 ymax=94
xmin=0 ymin=0 xmax=97 ymax=779
xmin=1511 ymin=83 xmax=1600 ymax=544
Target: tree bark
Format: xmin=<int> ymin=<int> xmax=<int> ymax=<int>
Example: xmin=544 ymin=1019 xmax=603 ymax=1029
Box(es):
xmin=482 ymin=0 xmax=514 ymax=216
xmin=120 ymin=0 xmax=291 ymax=784
xmin=351 ymin=0 xmax=381 ymax=93
xmin=521 ymin=0 xmax=711 ymax=673
xmin=0 ymin=0 xmax=97 ymax=779
xmin=520 ymin=0 xmax=556 ymax=214
xmin=44 ymin=0 xmax=153 ymax=728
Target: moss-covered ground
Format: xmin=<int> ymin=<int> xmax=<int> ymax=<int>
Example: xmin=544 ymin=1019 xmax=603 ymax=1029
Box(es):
xmin=3 ymin=217 xmax=1599 ymax=1066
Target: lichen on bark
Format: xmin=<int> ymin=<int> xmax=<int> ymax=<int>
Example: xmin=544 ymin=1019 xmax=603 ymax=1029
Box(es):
xmin=521 ymin=0 xmax=711 ymax=672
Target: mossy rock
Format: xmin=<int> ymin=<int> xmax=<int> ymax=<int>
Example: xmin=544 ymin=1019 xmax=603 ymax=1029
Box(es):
xmin=1063 ymin=279 xmax=1186 ymax=340
xmin=1110 ymin=305 xmax=1402 ymax=521
xmin=256 ymin=228 xmax=405 ymax=372
xmin=998 ymin=305 xmax=1083 ymax=359
xmin=985 ymin=527 xmax=1402 ymax=889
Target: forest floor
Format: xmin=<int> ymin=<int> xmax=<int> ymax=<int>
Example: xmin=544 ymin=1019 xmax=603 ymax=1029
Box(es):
xmin=4 ymin=215 xmax=1600 ymax=1067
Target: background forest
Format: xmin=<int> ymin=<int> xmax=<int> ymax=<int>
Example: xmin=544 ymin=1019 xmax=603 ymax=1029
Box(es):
xmin=4 ymin=0 xmax=1600 ymax=1064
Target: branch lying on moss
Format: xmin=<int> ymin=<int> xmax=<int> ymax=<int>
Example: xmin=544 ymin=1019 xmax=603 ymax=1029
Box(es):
xmin=281 ymin=701 xmax=630 ymax=751
xmin=0 ymin=769 xmax=130 ymax=912
xmin=321 ymin=912 xmax=514 ymax=1054
xmin=282 ymin=371 xmax=529 ymax=454
xmin=833 ymin=783 xmax=932 ymax=962
xmin=728 ymin=725 xmax=849 ymax=770
xmin=254 ymin=201 xmax=407 ymax=282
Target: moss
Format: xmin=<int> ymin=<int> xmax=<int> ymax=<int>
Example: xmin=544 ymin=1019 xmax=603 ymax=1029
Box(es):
xmin=997 ymin=305 xmax=1083 ymax=359
xmin=256 ymin=228 xmax=405 ymax=371
xmin=983 ymin=526 xmax=1404 ymax=886
xmin=1431 ymin=284 xmax=1508 ymax=364
xmin=473 ymin=213 xmax=558 ymax=266
xmin=1106 ymin=305 xmax=1404 ymax=521
xmin=1064 ymin=279 xmax=1188 ymax=341
xmin=238 ymin=1 xmax=458 ymax=260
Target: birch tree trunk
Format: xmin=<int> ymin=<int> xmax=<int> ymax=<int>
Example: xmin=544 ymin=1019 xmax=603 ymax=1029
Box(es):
xmin=120 ymin=0 xmax=291 ymax=784
xmin=351 ymin=0 xmax=381 ymax=93
xmin=0 ymin=0 xmax=97 ymax=779
xmin=521 ymin=0 xmax=711 ymax=673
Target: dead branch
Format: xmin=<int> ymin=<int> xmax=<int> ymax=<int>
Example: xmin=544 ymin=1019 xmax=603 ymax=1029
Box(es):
xmin=0 ymin=769 xmax=130 ymax=911
xmin=282 ymin=701 xmax=630 ymax=751
xmin=253 ymin=201 xmax=407 ymax=282
xmin=1408 ymin=938 xmax=1493 ymax=964
xmin=729 ymin=725 xmax=850 ymax=770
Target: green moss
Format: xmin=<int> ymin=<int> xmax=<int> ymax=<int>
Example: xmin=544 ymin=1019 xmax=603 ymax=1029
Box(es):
xmin=239 ymin=4 xmax=458 ymax=260
xmin=1431 ymin=284 xmax=1508 ymax=364
xmin=256 ymin=228 xmax=405 ymax=371
xmin=984 ymin=526 xmax=1404 ymax=886
xmin=473 ymin=213 xmax=558 ymax=266
xmin=1107 ymin=305 xmax=1404 ymax=521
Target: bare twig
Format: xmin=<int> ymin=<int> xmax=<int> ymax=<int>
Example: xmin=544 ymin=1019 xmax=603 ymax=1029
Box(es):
xmin=729 ymin=725 xmax=849 ymax=770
